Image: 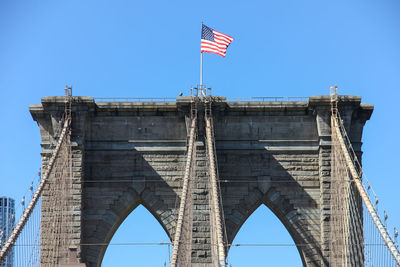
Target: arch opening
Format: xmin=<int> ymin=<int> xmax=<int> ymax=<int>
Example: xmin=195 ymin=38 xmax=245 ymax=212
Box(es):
xmin=101 ymin=204 xmax=172 ymax=267
xmin=227 ymin=204 xmax=302 ymax=267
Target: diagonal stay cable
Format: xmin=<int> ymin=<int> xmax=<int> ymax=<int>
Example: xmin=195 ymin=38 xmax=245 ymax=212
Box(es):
xmin=0 ymin=118 xmax=70 ymax=264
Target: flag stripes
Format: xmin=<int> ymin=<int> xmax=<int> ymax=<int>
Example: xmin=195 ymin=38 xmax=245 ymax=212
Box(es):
xmin=201 ymin=24 xmax=233 ymax=57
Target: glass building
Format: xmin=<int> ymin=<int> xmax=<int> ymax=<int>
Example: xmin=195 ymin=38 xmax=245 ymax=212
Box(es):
xmin=0 ymin=197 xmax=15 ymax=267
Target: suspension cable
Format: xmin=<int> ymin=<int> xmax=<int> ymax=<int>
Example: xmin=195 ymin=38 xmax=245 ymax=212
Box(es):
xmin=170 ymin=98 xmax=197 ymax=267
xmin=330 ymin=89 xmax=400 ymax=265
xmin=0 ymin=118 xmax=70 ymax=263
xmin=205 ymin=97 xmax=226 ymax=267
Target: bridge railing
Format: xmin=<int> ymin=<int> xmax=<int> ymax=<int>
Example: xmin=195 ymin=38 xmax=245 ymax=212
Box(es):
xmin=94 ymin=97 xmax=176 ymax=102
xmin=94 ymin=96 xmax=309 ymax=102
xmin=225 ymin=96 xmax=308 ymax=101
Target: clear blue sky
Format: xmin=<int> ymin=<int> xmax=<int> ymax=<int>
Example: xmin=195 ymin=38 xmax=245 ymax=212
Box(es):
xmin=1 ymin=0 xmax=400 ymax=266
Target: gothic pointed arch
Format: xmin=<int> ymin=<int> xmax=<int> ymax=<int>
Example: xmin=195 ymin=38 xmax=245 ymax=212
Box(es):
xmin=222 ymin=179 xmax=323 ymax=266
xmin=101 ymin=204 xmax=171 ymax=266
xmin=82 ymin=185 xmax=178 ymax=267
xmin=228 ymin=204 xmax=302 ymax=266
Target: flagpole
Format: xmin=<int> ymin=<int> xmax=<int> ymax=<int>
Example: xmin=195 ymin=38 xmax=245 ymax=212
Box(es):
xmin=200 ymin=52 xmax=203 ymax=94
xmin=200 ymin=22 xmax=204 ymax=95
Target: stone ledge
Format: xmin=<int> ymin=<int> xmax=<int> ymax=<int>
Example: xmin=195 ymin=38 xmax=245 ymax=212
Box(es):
xmin=29 ymin=95 xmax=373 ymax=115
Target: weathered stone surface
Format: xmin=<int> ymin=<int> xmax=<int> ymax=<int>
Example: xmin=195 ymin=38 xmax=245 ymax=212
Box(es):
xmin=30 ymin=95 xmax=373 ymax=267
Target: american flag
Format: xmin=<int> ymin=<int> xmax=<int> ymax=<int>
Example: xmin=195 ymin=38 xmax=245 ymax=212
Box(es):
xmin=201 ymin=24 xmax=233 ymax=57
